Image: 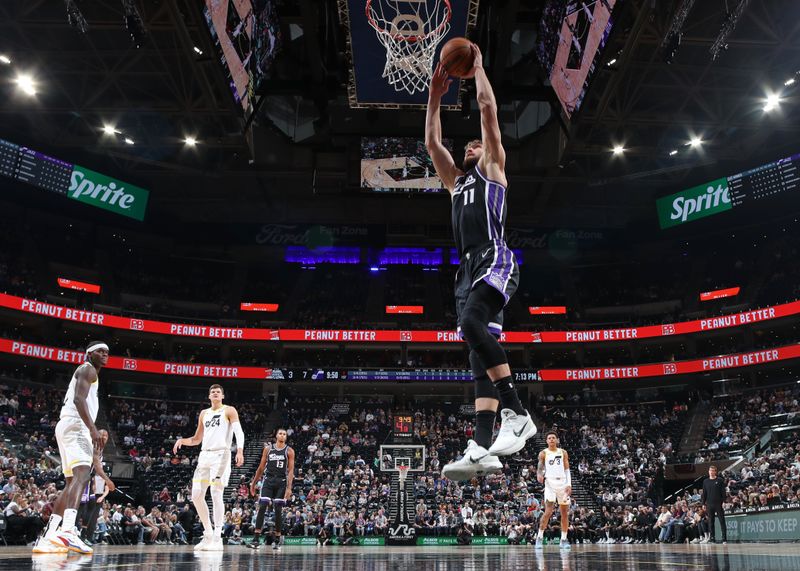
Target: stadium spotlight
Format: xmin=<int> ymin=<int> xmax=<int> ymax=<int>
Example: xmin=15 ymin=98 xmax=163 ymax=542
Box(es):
xmin=14 ymin=73 xmax=37 ymax=96
xmin=786 ymin=78 xmax=796 ymax=87
xmin=184 ymin=136 xmax=198 ymax=147
xmin=763 ymin=93 xmax=781 ymax=112
xmin=687 ymin=137 xmax=703 ymax=148
xmin=607 ymin=58 xmax=617 ymax=66
xmin=193 ymin=46 xmax=203 ymax=55
xmin=612 ymin=145 xmax=625 ymax=155
xmin=669 ymin=149 xmax=679 ymax=156
xmin=102 ymin=124 xmax=120 ymax=135
xmin=0 ymin=55 xmax=11 ymax=64
xmin=124 ymin=137 xmax=135 ymax=145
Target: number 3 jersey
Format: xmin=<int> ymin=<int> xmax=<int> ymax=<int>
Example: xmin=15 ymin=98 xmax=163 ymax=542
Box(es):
xmin=201 ymin=405 xmax=232 ymax=451
xmin=544 ymin=448 xmax=567 ymax=481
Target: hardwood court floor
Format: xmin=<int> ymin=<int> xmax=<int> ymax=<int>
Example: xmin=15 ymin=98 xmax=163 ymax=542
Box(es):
xmin=9 ymin=543 xmax=800 ymax=570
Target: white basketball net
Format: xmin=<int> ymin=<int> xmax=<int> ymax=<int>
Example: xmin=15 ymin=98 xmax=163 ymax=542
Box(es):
xmin=366 ymin=0 xmax=452 ymax=95
xmin=398 ymin=465 xmax=410 ymax=484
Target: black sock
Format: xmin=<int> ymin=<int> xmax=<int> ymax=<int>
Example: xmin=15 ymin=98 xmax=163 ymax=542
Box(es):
xmin=492 ymin=375 xmax=525 ymax=415
xmin=474 ymin=410 xmax=496 ymax=449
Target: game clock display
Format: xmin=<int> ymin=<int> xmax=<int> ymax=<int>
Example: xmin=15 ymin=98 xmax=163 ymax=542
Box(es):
xmin=393 ymin=415 xmax=414 ymax=438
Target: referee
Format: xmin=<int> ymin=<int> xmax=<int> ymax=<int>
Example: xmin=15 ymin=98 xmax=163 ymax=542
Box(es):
xmin=701 ymin=465 xmax=728 ymax=544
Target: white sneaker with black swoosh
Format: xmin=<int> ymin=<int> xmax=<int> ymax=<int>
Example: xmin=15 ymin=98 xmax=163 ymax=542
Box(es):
xmin=488 ymin=409 xmax=537 ymax=456
xmin=441 ymin=440 xmax=503 ymax=481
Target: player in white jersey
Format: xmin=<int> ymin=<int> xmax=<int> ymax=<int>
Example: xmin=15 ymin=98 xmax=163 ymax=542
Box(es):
xmin=33 ymin=341 xmax=108 ymax=555
xmin=173 ymin=384 xmax=245 ymax=551
xmin=534 ymin=432 xmax=572 ymax=550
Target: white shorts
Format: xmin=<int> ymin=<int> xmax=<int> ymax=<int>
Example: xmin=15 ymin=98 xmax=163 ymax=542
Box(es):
xmin=56 ymin=417 xmax=93 ymax=478
xmin=544 ymin=479 xmax=570 ymax=506
xmin=193 ymin=449 xmax=231 ymax=488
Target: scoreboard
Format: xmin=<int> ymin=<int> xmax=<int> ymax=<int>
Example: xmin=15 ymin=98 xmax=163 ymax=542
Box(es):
xmin=728 ymin=153 xmax=799 ymax=207
xmin=0 ymin=138 xmax=73 ymax=195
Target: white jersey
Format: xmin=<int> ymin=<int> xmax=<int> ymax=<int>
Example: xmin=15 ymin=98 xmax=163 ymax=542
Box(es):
xmin=201 ymin=405 xmax=232 ymax=451
xmin=543 ymin=448 xmax=567 ymax=480
xmin=60 ymin=363 xmax=99 ymax=422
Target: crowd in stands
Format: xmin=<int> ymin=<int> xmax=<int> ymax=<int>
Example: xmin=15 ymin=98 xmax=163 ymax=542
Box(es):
xmin=689 ymin=385 xmax=800 ymax=463
xmin=0 ymin=373 xmax=799 ymax=545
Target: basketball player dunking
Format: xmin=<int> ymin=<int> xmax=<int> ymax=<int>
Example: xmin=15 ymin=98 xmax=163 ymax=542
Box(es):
xmin=535 ymin=432 xmax=572 ymax=550
xmin=33 ymin=341 xmax=109 ymax=555
xmin=246 ymin=428 xmax=295 ymax=551
xmin=425 ymin=44 xmax=536 ymax=481
xmin=173 ymin=384 xmax=245 ymax=551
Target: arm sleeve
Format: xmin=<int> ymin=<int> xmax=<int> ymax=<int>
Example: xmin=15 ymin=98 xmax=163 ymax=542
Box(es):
xmin=564 ymin=469 xmax=571 ymax=487
xmin=232 ymin=421 xmax=245 ymax=450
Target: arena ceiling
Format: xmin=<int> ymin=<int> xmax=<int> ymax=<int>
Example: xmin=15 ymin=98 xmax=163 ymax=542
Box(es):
xmin=0 ymin=0 xmax=798 ymax=229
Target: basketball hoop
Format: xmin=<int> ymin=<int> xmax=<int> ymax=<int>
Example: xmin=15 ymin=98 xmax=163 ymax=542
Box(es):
xmin=366 ymin=0 xmax=452 ymax=95
xmin=397 ymin=465 xmax=410 ymax=485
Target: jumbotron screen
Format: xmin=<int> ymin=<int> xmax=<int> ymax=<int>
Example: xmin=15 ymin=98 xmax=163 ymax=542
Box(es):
xmin=537 ymin=0 xmax=621 ymax=119
xmin=202 ymin=0 xmax=281 ymax=117
xmin=360 ymin=137 xmax=453 ymax=194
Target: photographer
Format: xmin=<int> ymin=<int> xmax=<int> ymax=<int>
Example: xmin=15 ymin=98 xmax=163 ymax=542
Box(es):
xmin=456 ymin=521 xmax=473 ymax=545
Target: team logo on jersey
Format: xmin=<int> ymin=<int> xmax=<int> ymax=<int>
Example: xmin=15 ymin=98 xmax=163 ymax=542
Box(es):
xmin=488 ymin=273 xmax=505 ymax=290
xmin=463 ymin=175 xmax=476 ymax=186
xmin=205 ymin=414 xmax=222 ymax=428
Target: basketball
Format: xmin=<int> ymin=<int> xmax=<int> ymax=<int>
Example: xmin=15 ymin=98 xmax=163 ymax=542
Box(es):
xmin=440 ymin=37 xmax=474 ymax=78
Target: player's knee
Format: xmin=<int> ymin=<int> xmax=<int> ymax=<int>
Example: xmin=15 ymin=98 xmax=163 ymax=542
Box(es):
xmin=191 ymin=485 xmax=205 ymax=503
xmin=459 ymin=307 xmax=487 ymax=347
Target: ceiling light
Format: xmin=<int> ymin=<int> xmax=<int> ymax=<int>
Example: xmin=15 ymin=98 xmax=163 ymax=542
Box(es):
xmin=102 ymin=124 xmax=119 ymax=135
xmin=669 ymin=149 xmax=678 ymax=156
xmin=184 ymin=136 xmax=197 ymax=146
xmin=688 ymin=137 xmax=702 ymax=148
xmin=763 ymin=93 xmax=781 ymax=112
xmin=785 ymin=78 xmax=796 ymax=86
xmin=612 ymin=145 xmax=625 ymax=155
xmin=14 ymin=73 xmax=36 ymax=96
xmin=193 ymin=46 xmax=203 ymax=55
xmin=0 ymin=55 xmax=11 ymax=65
xmin=124 ymin=137 xmax=135 ymax=145
xmin=607 ymin=58 xmax=617 ymax=66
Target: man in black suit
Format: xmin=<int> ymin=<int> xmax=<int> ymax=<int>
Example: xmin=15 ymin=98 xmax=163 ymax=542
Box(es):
xmin=701 ymin=465 xmax=728 ymax=544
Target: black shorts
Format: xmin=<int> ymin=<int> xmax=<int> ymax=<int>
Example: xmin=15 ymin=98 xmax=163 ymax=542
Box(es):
xmin=260 ymin=479 xmax=287 ymax=501
xmin=455 ymin=240 xmax=519 ymax=338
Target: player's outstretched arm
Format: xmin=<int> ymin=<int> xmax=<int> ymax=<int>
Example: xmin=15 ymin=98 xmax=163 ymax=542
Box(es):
xmin=467 ymin=45 xmax=506 ymax=179
xmin=250 ymin=445 xmax=269 ymax=497
xmin=285 ymin=447 xmax=295 ymax=501
xmin=173 ymin=411 xmax=205 ymax=453
xmin=226 ymin=406 xmax=245 ymax=466
xmin=426 ymin=63 xmax=462 ymax=192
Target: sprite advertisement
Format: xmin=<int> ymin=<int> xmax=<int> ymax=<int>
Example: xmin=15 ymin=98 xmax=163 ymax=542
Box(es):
xmin=656 ymin=177 xmax=732 ymax=229
xmin=68 ymin=165 xmax=149 ymax=221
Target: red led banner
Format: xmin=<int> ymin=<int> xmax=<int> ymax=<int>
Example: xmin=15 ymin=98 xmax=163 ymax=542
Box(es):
xmin=2 ymin=337 xmax=799 ymax=381
xmin=700 ymin=287 xmax=741 ymax=302
xmin=240 ymin=303 xmax=279 ymax=312
xmin=386 ymin=306 xmax=424 ymax=314
xmin=57 ymin=278 xmax=101 ymax=294
xmin=1 ymin=293 xmax=798 ymax=344
xmin=537 ymin=345 xmax=800 ymax=381
xmin=0 ymin=338 xmax=279 ymax=379
xmin=529 ymin=306 xmax=567 ymax=315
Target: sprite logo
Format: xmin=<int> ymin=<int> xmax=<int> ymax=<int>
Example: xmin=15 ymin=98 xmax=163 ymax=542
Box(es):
xmin=68 ymin=165 xmax=149 ymax=221
xmin=656 ymin=177 xmax=732 ymax=229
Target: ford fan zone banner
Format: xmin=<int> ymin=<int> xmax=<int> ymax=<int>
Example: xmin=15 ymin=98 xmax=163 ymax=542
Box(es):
xmin=1 ymin=293 xmax=798 ymax=344
xmin=2 ymin=337 xmax=799 ymax=381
